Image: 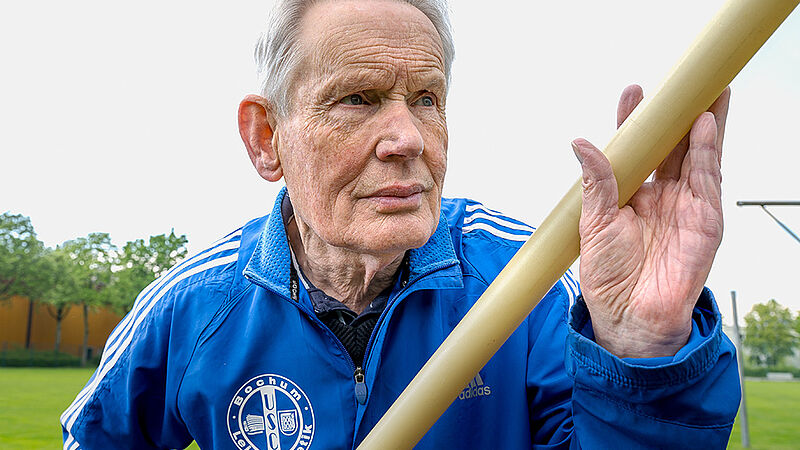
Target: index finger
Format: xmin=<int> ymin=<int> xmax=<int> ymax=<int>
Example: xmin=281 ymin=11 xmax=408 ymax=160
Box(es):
xmin=616 ymin=84 xmax=644 ymax=129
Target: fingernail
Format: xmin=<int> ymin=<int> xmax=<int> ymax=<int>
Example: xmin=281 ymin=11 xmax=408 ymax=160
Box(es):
xmin=572 ymin=141 xmax=584 ymax=164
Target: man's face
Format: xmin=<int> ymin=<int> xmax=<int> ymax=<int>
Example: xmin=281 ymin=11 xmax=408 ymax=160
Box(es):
xmin=276 ymin=0 xmax=448 ymax=256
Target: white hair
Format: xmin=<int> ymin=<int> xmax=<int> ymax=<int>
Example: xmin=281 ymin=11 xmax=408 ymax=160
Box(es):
xmin=254 ymin=0 xmax=455 ymax=117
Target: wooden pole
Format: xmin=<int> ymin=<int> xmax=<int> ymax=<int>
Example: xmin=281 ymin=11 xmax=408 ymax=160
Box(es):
xmin=357 ymin=0 xmax=800 ymax=448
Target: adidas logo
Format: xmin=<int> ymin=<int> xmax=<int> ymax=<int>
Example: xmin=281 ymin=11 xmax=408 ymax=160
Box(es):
xmin=458 ymin=372 xmax=492 ymax=400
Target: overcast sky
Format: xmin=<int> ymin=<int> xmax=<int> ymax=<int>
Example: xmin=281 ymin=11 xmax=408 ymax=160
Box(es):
xmin=2 ymin=1 xmax=798 ymax=325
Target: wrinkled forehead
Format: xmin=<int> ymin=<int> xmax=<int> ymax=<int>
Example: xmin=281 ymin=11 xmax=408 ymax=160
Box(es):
xmin=295 ymin=0 xmax=446 ymax=86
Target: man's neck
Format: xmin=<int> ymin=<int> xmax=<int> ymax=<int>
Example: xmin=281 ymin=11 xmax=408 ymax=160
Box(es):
xmin=286 ymin=216 xmax=404 ymax=314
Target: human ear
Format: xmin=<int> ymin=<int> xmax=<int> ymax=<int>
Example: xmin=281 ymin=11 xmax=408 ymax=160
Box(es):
xmin=238 ymin=94 xmax=283 ymax=182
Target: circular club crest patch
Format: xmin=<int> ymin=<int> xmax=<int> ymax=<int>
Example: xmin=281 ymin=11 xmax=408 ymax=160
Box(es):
xmin=227 ymin=374 xmax=315 ymax=450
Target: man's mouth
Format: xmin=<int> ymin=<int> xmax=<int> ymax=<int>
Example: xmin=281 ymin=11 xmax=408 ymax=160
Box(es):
xmin=367 ymin=184 xmax=426 ymax=211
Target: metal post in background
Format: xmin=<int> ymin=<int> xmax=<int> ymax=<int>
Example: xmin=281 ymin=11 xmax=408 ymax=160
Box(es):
xmin=737 ymin=201 xmax=800 ymax=244
xmin=731 ymin=291 xmax=750 ymax=448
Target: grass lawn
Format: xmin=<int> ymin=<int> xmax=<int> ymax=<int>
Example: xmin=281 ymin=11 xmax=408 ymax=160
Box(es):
xmin=0 ymin=367 xmax=200 ymax=450
xmin=1 ymin=368 xmax=797 ymax=449
xmin=727 ymin=380 xmax=800 ymax=450
xmin=0 ymin=367 xmax=95 ymax=450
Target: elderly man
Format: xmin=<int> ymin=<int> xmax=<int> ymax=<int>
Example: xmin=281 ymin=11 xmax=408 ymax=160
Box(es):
xmin=62 ymin=0 xmax=739 ymax=448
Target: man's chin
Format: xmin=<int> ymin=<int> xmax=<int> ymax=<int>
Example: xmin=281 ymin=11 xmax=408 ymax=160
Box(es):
xmin=354 ymin=219 xmax=436 ymax=255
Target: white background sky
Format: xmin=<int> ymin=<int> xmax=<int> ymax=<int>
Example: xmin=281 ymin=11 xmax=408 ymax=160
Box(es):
xmin=2 ymin=1 xmax=798 ymax=325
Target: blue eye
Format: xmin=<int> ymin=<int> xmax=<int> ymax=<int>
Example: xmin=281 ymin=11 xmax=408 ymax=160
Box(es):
xmin=415 ymin=95 xmax=435 ymax=107
xmin=340 ymin=94 xmax=366 ymax=105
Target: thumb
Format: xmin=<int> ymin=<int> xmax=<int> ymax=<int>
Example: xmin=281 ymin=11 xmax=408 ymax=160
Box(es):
xmin=572 ymin=138 xmax=619 ymax=230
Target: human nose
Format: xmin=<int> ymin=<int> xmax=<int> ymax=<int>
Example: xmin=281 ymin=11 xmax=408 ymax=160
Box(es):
xmin=375 ymin=103 xmax=425 ymax=160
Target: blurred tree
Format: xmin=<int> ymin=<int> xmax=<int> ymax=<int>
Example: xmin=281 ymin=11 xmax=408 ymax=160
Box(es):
xmin=744 ymin=299 xmax=798 ymax=367
xmin=109 ymin=230 xmax=188 ymax=314
xmin=0 ymin=212 xmax=49 ymax=349
xmin=60 ymin=233 xmax=116 ymax=365
xmin=0 ymin=212 xmax=47 ymax=300
xmin=40 ymin=247 xmax=80 ymax=353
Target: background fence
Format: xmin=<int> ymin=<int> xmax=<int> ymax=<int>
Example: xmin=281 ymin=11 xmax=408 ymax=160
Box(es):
xmin=0 ymin=296 xmax=121 ymax=361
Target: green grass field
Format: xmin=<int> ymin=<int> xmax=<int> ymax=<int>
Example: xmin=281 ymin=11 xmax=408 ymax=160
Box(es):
xmin=727 ymin=380 xmax=800 ymax=450
xmin=0 ymin=368 xmax=95 ymax=449
xmin=1 ymin=368 xmax=797 ymax=449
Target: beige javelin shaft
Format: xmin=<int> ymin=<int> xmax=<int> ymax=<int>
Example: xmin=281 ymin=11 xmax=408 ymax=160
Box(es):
xmin=357 ymin=0 xmax=799 ymax=448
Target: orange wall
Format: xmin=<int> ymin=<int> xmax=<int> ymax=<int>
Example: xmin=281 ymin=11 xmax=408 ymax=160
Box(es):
xmin=0 ymin=296 xmax=122 ymax=356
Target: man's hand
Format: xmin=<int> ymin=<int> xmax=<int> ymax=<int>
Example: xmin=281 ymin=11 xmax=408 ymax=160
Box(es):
xmin=573 ymin=85 xmax=731 ymax=358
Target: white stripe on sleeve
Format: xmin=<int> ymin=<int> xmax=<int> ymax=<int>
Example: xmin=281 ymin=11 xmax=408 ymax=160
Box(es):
xmin=61 ymin=235 xmax=240 ymax=446
xmin=61 ymin=236 xmax=240 ymax=425
xmin=463 ymin=211 xmax=535 ymax=233
xmin=462 ymin=222 xmax=531 ymax=242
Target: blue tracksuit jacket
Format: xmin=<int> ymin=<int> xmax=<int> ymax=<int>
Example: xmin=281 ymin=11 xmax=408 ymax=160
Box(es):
xmin=61 ymin=188 xmax=740 ymax=449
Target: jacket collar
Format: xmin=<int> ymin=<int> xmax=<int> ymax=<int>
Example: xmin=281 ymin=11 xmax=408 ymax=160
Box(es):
xmin=243 ymin=187 xmax=462 ymax=299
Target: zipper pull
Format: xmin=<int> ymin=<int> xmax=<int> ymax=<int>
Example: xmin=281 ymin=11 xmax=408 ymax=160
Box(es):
xmin=354 ymin=367 xmax=367 ymax=405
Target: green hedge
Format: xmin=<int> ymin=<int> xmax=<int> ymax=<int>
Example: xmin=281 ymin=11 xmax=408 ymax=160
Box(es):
xmin=0 ymin=348 xmax=100 ymax=367
xmin=743 ymin=365 xmax=800 ymax=378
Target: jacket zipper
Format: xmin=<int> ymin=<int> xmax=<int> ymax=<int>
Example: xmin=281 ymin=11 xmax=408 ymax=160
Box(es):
xmin=244 ymin=260 xmax=457 ymax=408
xmin=360 ymin=261 xmax=458 ymax=378
xmin=244 ymin=273 xmax=366 ymax=404
xmin=353 ymin=367 xmax=367 ymax=404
